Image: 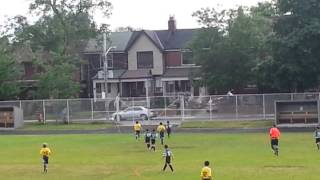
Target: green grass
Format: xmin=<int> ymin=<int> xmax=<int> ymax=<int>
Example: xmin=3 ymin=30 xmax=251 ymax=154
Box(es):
xmin=181 ymin=120 xmax=273 ymax=128
xmin=0 ymin=133 xmax=319 ymax=180
xmin=20 ymin=122 xmax=114 ymax=130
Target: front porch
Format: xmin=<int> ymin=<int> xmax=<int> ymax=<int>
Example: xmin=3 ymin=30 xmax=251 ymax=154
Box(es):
xmin=93 ymin=79 xmax=152 ymax=99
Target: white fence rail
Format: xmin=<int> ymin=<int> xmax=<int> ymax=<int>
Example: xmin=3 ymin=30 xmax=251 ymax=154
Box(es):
xmin=1 ymin=93 xmax=319 ymax=123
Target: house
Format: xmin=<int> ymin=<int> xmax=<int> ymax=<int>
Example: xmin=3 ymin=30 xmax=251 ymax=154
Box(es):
xmin=81 ymin=17 xmax=207 ymax=99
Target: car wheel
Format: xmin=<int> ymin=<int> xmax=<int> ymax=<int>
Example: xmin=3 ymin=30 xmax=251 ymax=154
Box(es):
xmin=140 ymin=114 xmax=148 ymax=120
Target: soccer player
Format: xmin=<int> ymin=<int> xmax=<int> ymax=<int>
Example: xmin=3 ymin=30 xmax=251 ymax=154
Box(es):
xmin=144 ymin=129 xmax=152 ymax=150
xmin=314 ymin=126 xmax=320 ymax=150
xmin=134 ymin=121 xmax=142 ymax=140
xmin=269 ymin=124 xmax=281 ymax=156
xmin=40 ymin=143 xmax=51 ymax=173
xmin=150 ymin=129 xmax=157 ymax=151
xmin=166 ymin=121 xmax=172 ymax=138
xmin=157 ymin=122 xmax=166 ymax=145
xmin=200 ymin=161 xmax=212 ymax=180
xmin=162 ymin=145 xmax=174 ymax=172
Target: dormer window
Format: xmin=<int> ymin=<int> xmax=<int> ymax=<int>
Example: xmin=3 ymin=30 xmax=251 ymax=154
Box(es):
xmin=137 ymin=51 xmax=153 ymax=69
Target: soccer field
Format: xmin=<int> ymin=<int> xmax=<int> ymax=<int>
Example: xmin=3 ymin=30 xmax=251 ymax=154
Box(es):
xmin=0 ymin=133 xmax=319 ymax=180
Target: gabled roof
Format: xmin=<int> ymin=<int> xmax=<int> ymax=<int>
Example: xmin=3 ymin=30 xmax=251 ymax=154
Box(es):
xmin=125 ymin=30 xmax=164 ymax=51
xmin=84 ymin=29 xmax=199 ymax=53
xmin=84 ymin=31 xmax=133 ymax=53
xmin=120 ymin=69 xmax=152 ymax=79
xmin=162 ymin=66 xmax=200 ymax=78
xmin=155 ymin=29 xmax=197 ymax=50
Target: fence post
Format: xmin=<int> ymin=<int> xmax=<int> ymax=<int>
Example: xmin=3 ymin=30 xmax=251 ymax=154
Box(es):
xmin=164 ymin=96 xmax=167 ymax=121
xmin=235 ymin=95 xmax=238 ymax=120
xmin=181 ymin=96 xmax=185 ymax=121
xmin=91 ymin=98 xmax=94 ymax=121
xmin=66 ymin=99 xmax=70 ymax=124
xmin=291 ymin=93 xmax=294 ymax=100
xmin=42 ymin=100 xmax=46 ymax=124
xmin=19 ymin=100 xmax=22 ymax=109
xmin=209 ymin=96 xmax=213 ymax=121
xmin=263 ymin=94 xmax=266 ymax=120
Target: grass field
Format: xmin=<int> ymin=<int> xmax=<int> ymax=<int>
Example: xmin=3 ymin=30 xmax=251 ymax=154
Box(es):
xmin=0 ymin=133 xmax=319 ymax=180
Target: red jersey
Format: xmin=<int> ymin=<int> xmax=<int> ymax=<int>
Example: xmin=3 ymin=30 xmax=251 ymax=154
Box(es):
xmin=270 ymin=127 xmax=280 ymax=139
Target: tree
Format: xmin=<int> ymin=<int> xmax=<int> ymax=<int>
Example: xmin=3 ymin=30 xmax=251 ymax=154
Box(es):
xmin=0 ymin=37 xmax=21 ymax=100
xmin=191 ymin=3 xmax=275 ymax=93
xmin=9 ymin=0 xmax=112 ymax=99
xmin=268 ymin=0 xmax=320 ymax=92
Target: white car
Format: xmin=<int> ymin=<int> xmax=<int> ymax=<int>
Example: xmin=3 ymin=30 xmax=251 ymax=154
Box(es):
xmin=111 ymin=106 xmax=156 ymax=121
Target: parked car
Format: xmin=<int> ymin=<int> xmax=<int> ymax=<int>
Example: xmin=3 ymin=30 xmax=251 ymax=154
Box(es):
xmin=111 ymin=106 xmax=157 ymax=121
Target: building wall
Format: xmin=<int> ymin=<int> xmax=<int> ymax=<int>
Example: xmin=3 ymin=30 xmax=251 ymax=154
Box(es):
xmin=128 ymin=34 xmax=163 ymax=75
xmin=165 ymin=51 xmax=182 ymax=67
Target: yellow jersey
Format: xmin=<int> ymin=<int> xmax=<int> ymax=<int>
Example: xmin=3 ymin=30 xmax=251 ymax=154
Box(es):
xmin=134 ymin=123 xmax=142 ymax=131
xmin=200 ymin=166 xmax=212 ymax=180
xmin=157 ymin=125 xmax=166 ymax=132
xmin=40 ymin=147 xmax=51 ymax=157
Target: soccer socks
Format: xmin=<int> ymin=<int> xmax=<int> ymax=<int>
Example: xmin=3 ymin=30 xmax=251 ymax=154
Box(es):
xmin=147 ymin=144 xmax=150 ymax=149
xmin=151 ymin=146 xmax=155 ymax=151
xmin=163 ymin=164 xmax=167 ymax=171
xmin=161 ymin=138 xmax=164 ymax=145
xmin=43 ymin=164 xmax=48 ymax=173
xmin=169 ymin=164 xmax=174 ymax=172
xmin=163 ymin=164 xmax=174 ymax=172
xmin=317 ymin=143 xmax=320 ymax=150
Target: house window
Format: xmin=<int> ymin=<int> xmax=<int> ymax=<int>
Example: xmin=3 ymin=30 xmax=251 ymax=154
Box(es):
xmin=107 ymin=54 xmax=113 ymax=69
xmin=182 ymin=50 xmax=194 ymax=65
xmin=137 ymin=51 xmax=153 ymax=69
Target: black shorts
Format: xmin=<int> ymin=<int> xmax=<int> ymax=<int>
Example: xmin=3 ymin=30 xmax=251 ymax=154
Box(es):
xmin=43 ymin=156 xmax=49 ymax=164
xmin=135 ymin=131 xmax=140 ymax=135
xmin=165 ymin=156 xmax=171 ymax=164
xmin=151 ymin=139 xmax=156 ymax=145
xmin=167 ymin=128 xmax=171 ymax=134
xmin=316 ymin=138 xmax=320 ymax=143
xmin=160 ymin=132 xmax=164 ymax=138
xmin=271 ymin=139 xmax=278 ymax=146
xmin=145 ymin=138 xmax=150 ymax=143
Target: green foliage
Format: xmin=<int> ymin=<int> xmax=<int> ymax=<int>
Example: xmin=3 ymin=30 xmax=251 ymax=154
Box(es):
xmin=6 ymin=0 xmax=112 ymax=99
xmin=0 ymin=37 xmax=21 ymax=100
xmin=268 ymin=0 xmax=320 ymax=92
xmin=191 ymin=3 xmax=275 ymax=93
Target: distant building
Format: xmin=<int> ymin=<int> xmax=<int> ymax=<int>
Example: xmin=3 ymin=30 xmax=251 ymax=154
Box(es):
xmin=82 ymin=16 xmax=207 ymax=98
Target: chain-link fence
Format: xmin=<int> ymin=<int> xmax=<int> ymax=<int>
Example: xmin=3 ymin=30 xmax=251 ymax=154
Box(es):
xmin=1 ymin=93 xmax=319 ymax=123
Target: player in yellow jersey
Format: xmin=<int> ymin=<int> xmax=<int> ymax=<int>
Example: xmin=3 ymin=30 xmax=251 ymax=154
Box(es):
xmin=134 ymin=121 xmax=142 ymax=140
xmin=40 ymin=143 xmax=51 ymax=173
xmin=200 ymin=161 xmax=212 ymax=180
xmin=157 ymin=122 xmax=166 ymax=145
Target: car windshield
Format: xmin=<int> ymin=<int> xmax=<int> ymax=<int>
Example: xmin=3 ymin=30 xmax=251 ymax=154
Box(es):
xmin=133 ymin=107 xmax=142 ymax=111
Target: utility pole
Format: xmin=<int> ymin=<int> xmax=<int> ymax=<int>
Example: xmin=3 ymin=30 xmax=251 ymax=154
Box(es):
xmin=102 ymin=33 xmax=116 ymax=121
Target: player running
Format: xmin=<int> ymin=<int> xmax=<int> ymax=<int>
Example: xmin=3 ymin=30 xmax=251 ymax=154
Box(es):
xmin=39 ymin=143 xmax=51 ymax=173
xmin=157 ymin=122 xmax=166 ymax=145
xmin=134 ymin=121 xmax=142 ymax=140
xmin=144 ymin=129 xmax=152 ymax=150
xmin=150 ymin=129 xmax=157 ymax=151
xmin=269 ymin=124 xmax=281 ymax=156
xmin=162 ymin=145 xmax=174 ymax=172
xmin=314 ymin=126 xmax=320 ymax=150
xmin=200 ymin=161 xmax=213 ymax=180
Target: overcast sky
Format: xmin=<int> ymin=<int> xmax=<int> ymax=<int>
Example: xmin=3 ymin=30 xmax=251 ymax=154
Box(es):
xmin=0 ymin=0 xmax=268 ymax=31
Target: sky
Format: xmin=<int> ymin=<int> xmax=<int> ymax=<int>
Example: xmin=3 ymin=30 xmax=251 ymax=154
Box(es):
xmin=0 ymin=0 xmax=267 ymax=31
